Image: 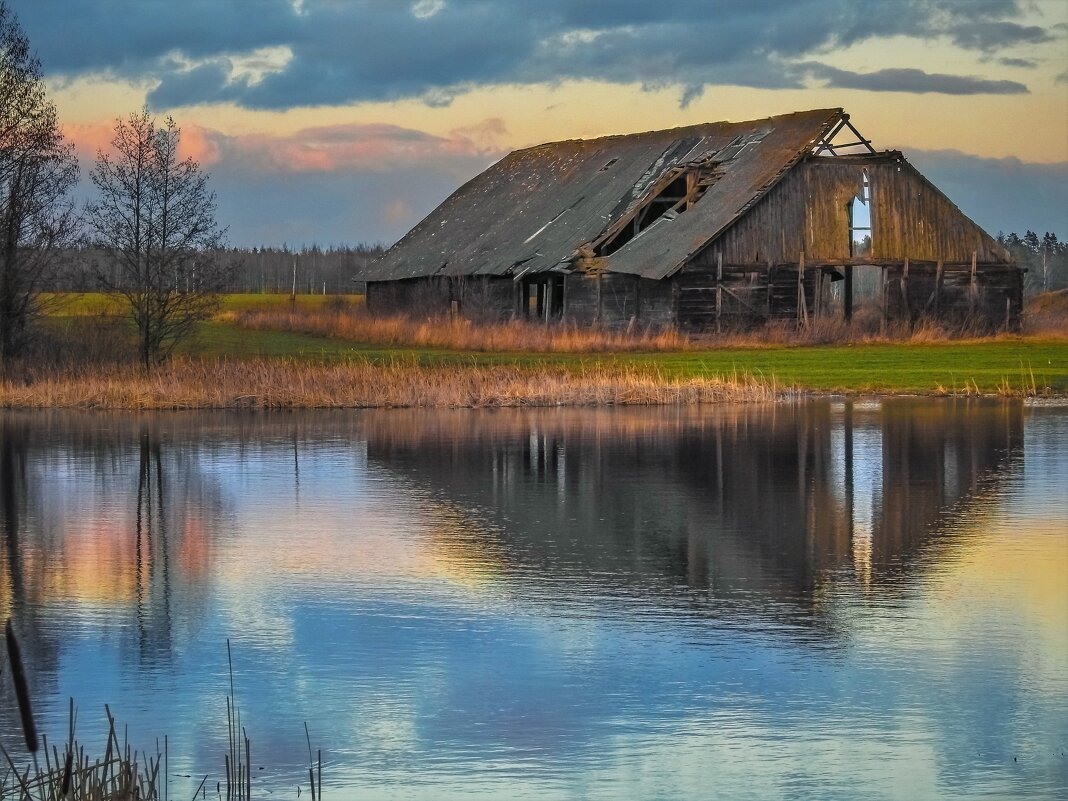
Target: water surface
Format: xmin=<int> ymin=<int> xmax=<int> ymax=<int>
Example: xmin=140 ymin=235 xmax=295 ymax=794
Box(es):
xmin=0 ymin=401 xmax=1065 ymax=800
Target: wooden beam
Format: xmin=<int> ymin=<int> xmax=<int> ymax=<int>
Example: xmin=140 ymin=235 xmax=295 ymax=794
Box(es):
xmin=844 ymin=265 xmax=853 ymax=322
xmin=900 ymin=257 xmax=911 ymax=325
xmin=716 ymin=251 xmax=723 ymax=334
xmin=970 ymin=251 xmax=978 ymax=316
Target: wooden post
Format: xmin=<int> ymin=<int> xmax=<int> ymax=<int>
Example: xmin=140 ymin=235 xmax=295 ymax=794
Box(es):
xmin=797 ymin=251 xmax=809 ymax=329
xmin=766 ymin=259 xmax=773 ymax=320
xmin=969 ymin=251 xmax=978 ymax=318
xmin=716 ymin=252 xmax=723 ymax=334
xmin=595 ymin=273 xmax=602 ymax=325
xmin=880 ymin=266 xmax=888 ymax=332
xmin=935 ymin=259 xmax=943 ymax=317
xmin=900 ymin=257 xmax=911 ymax=326
xmin=844 ymin=265 xmax=853 ymax=322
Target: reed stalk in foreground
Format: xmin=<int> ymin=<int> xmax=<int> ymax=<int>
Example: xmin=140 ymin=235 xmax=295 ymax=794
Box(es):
xmin=0 ymin=357 xmax=781 ymax=410
xmin=1 ymin=622 xmax=322 ymax=800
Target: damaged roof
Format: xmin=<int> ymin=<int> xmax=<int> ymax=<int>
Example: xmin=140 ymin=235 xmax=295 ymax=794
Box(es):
xmin=365 ymin=108 xmax=844 ymax=282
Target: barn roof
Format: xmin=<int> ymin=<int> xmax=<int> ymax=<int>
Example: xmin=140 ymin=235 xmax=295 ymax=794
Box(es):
xmin=365 ymin=108 xmax=846 ymax=283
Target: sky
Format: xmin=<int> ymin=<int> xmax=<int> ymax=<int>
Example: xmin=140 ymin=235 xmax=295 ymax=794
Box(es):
xmin=10 ymin=0 xmax=1068 ymax=248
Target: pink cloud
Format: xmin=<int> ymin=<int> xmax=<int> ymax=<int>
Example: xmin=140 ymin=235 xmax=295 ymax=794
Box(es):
xmin=62 ymin=120 xmax=222 ymax=166
xmin=209 ymin=119 xmax=509 ymax=173
xmin=61 ymin=117 xmax=510 ymax=179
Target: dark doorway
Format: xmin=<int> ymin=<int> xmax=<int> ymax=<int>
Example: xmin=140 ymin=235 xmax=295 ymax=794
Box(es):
xmin=520 ymin=275 xmax=564 ymax=321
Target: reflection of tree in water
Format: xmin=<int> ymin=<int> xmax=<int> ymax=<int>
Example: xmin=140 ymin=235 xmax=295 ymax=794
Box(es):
xmin=134 ymin=428 xmax=173 ymax=662
xmin=361 ymin=400 xmax=1024 ymax=617
xmin=0 ymin=417 xmax=61 ymax=747
xmin=0 ymin=414 xmax=229 ymax=741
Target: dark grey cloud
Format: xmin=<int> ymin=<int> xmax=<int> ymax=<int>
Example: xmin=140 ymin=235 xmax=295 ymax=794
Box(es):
xmin=945 ymin=20 xmax=1054 ymax=51
xmin=998 ymin=57 xmax=1037 ymax=68
xmin=801 ymin=63 xmax=1029 ymax=94
xmin=8 ymin=0 xmax=1056 ymax=109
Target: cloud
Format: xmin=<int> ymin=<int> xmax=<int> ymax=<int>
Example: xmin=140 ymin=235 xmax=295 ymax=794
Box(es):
xmin=9 ymin=0 xmax=1061 ymax=110
xmin=202 ymin=119 xmax=508 ymax=173
xmin=997 ymin=57 xmax=1036 ymax=68
xmin=945 ymin=20 xmax=1054 ymax=52
xmin=800 ymin=64 xmax=1029 ymax=94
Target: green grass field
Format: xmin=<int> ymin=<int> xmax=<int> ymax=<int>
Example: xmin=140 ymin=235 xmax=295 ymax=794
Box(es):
xmin=184 ymin=319 xmax=1067 ymax=394
xmin=42 ymin=293 xmax=1068 ymax=395
xmin=41 ymin=292 xmax=363 ymax=316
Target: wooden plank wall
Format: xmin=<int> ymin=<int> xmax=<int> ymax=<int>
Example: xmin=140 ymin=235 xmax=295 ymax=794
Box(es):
xmin=884 ymin=262 xmax=1023 ymax=328
xmin=699 ymin=155 xmax=1009 ymax=265
xmin=675 ymin=268 xmax=818 ymax=331
xmin=367 ymin=276 xmax=517 ymax=318
xmin=563 ymin=274 xmax=673 ymax=328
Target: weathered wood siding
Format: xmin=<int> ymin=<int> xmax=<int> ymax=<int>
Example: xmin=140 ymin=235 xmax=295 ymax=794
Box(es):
xmin=367 ymin=276 xmax=517 ymax=318
xmin=563 ymin=273 xmax=600 ymax=325
xmin=883 ymin=262 xmax=1023 ymax=328
xmin=637 ymin=278 xmax=674 ymax=327
xmin=674 ymin=268 xmax=819 ymax=331
xmin=696 ymin=155 xmax=1009 ymax=265
xmin=563 ymin=274 xmax=673 ymax=328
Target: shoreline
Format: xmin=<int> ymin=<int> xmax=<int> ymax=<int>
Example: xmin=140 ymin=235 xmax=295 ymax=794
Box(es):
xmin=1 ymin=356 xmax=1063 ymax=410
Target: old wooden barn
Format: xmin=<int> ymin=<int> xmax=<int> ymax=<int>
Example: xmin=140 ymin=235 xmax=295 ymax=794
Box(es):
xmin=364 ymin=108 xmax=1022 ymax=330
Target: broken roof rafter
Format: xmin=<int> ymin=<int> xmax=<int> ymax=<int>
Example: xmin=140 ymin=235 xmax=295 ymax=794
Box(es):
xmin=588 ymin=160 xmax=723 ymax=257
xmin=812 ymin=113 xmax=876 ymax=156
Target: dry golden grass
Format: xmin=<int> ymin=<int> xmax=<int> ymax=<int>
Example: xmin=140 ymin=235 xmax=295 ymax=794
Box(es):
xmin=229 ymin=299 xmax=1067 ymax=355
xmin=226 ymin=308 xmax=694 ymax=352
xmin=0 ymin=358 xmax=781 ymax=409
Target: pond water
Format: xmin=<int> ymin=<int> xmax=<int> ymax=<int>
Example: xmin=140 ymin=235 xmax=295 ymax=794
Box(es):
xmin=0 ymin=401 xmax=1065 ymax=800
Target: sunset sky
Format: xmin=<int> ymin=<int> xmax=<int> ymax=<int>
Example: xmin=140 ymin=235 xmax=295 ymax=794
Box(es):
xmin=11 ymin=0 xmax=1068 ymax=247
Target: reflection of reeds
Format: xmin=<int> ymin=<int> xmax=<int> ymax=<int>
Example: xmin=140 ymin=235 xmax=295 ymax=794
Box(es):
xmin=0 ymin=358 xmax=780 ymax=409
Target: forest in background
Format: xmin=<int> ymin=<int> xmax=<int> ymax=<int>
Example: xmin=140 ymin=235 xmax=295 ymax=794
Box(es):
xmin=33 ymin=231 xmax=1068 ymax=298
xmin=46 ymin=243 xmax=385 ymax=295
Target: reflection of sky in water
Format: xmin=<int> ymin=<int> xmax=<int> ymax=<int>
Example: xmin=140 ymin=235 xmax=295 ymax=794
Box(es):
xmin=0 ymin=402 xmax=1065 ymax=800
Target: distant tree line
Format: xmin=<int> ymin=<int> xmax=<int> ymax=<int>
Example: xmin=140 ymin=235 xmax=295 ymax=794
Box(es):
xmin=997 ymin=231 xmax=1067 ymax=295
xmin=46 ymin=243 xmax=385 ymax=295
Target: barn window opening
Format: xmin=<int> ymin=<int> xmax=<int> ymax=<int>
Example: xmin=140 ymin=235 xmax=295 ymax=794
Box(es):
xmin=595 ymin=165 xmax=721 ymax=256
xmin=849 ymin=170 xmax=872 ymax=257
xmin=520 ymin=274 xmax=564 ymax=321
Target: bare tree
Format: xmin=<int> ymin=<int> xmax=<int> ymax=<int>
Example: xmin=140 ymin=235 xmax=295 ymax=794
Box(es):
xmin=87 ymin=109 xmax=228 ymax=368
xmin=0 ymin=1 xmax=78 ymax=367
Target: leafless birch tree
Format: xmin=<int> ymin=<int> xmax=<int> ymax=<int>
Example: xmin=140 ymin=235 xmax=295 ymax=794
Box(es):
xmin=87 ymin=109 xmax=228 ymax=368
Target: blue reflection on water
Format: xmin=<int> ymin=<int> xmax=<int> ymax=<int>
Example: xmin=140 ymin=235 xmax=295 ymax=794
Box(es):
xmin=0 ymin=401 xmax=1065 ymax=800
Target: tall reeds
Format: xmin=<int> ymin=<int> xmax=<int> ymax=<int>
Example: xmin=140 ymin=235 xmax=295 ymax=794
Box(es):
xmin=0 ymin=357 xmax=781 ymax=410
xmin=2 ymin=619 xmax=165 ymax=800
xmin=1 ymin=623 xmax=322 ymax=800
xmin=227 ymin=308 xmax=693 ymax=352
xmin=228 ymin=303 xmax=1068 ymax=353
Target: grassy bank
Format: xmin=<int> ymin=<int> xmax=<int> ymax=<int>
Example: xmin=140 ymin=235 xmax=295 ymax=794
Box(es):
xmin=10 ymin=292 xmax=1065 ymax=407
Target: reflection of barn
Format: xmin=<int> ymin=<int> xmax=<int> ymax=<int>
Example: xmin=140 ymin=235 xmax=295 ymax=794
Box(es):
xmin=366 ymin=108 xmax=1021 ymax=330
xmin=360 ymin=402 xmax=1024 ymax=610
